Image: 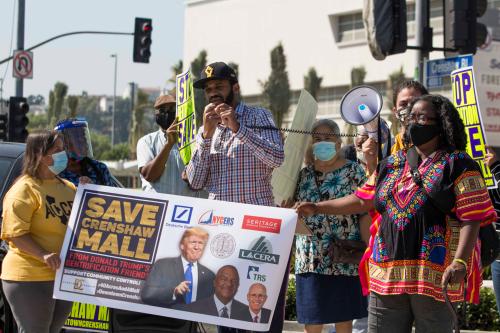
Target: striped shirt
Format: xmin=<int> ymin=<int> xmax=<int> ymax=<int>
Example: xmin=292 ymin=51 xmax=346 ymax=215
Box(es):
xmin=186 ymin=102 xmax=284 ymax=206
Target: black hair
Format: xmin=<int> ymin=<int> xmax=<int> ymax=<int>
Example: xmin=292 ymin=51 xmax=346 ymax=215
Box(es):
xmin=393 ymin=80 xmax=429 ymax=107
xmin=403 ymin=94 xmax=467 ymax=152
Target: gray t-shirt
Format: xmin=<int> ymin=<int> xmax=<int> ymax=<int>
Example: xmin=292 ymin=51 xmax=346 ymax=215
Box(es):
xmin=137 ymin=129 xmax=203 ymax=197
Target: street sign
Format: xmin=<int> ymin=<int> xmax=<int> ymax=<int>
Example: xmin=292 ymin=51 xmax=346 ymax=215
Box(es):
xmin=424 ymin=55 xmax=472 ymax=89
xmin=12 ymin=50 xmax=33 ymax=79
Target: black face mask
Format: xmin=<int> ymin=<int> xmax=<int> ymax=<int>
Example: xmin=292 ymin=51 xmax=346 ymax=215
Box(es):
xmin=155 ymin=112 xmax=176 ymax=130
xmin=408 ymin=123 xmax=441 ymax=146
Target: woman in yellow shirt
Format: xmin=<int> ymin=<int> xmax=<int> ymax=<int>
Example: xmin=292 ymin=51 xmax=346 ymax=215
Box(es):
xmin=1 ymin=130 xmax=77 ymax=333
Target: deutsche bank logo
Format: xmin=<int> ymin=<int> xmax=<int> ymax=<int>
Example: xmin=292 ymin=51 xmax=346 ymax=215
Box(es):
xmin=172 ymin=205 xmax=193 ymax=224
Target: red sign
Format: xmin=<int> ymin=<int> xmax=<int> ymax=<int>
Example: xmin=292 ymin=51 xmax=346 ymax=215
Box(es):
xmin=12 ymin=50 xmax=33 ymax=79
xmin=242 ymin=215 xmax=281 ymax=234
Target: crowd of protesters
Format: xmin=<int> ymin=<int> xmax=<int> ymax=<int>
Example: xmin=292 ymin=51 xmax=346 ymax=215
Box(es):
xmin=1 ymin=61 xmax=499 ymax=333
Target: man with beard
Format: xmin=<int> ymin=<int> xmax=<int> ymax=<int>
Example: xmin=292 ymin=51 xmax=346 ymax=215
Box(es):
xmin=137 ymin=94 xmax=198 ymax=196
xmin=186 ymin=62 xmax=285 ymax=333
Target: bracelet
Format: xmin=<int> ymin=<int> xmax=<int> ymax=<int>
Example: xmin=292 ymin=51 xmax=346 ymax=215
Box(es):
xmin=453 ymin=258 xmax=467 ymax=268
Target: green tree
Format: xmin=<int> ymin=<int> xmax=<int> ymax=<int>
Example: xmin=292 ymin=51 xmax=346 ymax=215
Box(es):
xmin=190 ymin=50 xmax=208 ymax=127
xmin=303 ymin=67 xmax=323 ymax=100
xmin=261 ymin=43 xmax=291 ymax=128
xmin=129 ymin=89 xmax=151 ymax=159
xmin=100 ymin=143 xmax=130 ymax=161
xmin=90 ymin=132 xmax=112 ymax=160
xmin=47 ymin=91 xmax=55 ymax=126
xmin=50 ymin=82 xmax=68 ymax=126
xmin=344 ymin=66 xmax=367 ymax=144
xmin=386 ymin=66 xmax=406 ymax=137
xmin=66 ymin=95 xmax=79 ymax=118
xmin=168 ymin=60 xmax=183 ymax=96
xmin=27 ymin=113 xmax=49 ymax=131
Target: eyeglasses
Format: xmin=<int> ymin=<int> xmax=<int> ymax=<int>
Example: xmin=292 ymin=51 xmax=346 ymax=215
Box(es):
xmin=407 ymin=112 xmax=438 ymax=124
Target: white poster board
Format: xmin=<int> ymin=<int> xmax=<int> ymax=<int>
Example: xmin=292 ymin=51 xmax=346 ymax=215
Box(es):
xmin=54 ymin=184 xmax=296 ymax=331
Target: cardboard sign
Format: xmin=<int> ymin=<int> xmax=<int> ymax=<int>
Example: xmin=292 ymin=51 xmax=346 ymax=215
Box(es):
xmin=176 ymin=69 xmax=197 ymax=165
xmin=451 ymin=66 xmax=497 ymax=188
xmin=54 ymin=185 xmax=296 ymax=331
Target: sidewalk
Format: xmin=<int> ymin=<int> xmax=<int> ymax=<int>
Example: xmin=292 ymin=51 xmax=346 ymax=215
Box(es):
xmin=282 ymin=320 xmax=495 ymax=333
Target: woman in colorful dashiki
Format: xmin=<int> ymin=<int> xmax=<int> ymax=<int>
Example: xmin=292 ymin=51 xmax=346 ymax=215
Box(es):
xmin=294 ymin=119 xmax=368 ymax=333
xmin=296 ymin=95 xmax=497 ymax=333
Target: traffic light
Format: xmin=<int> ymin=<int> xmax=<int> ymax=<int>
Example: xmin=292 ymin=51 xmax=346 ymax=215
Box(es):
xmin=444 ymin=0 xmax=488 ymax=55
xmin=8 ymin=97 xmax=29 ymax=143
xmin=0 ymin=114 xmax=7 ymax=141
xmin=364 ymin=0 xmax=407 ymax=60
xmin=133 ymin=17 xmax=152 ymax=63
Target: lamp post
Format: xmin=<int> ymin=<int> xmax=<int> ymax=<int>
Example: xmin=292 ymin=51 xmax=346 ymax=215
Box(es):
xmin=110 ymin=53 xmax=117 ymax=146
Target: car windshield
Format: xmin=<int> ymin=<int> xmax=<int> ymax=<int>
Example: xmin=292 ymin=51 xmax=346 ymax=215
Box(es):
xmin=0 ymin=159 xmax=13 ymax=193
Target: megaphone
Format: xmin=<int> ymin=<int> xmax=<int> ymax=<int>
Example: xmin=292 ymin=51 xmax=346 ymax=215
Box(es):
xmin=340 ymin=85 xmax=383 ymax=140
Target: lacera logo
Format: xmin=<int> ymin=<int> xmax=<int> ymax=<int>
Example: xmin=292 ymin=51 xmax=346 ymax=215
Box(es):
xmin=73 ymin=278 xmax=84 ymax=290
xmin=242 ymin=215 xmax=281 ymax=234
xmin=198 ymin=210 xmax=234 ymax=226
xmin=238 ymin=236 xmax=280 ymax=265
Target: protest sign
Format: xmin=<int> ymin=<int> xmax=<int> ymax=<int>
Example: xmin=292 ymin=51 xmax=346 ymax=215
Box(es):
xmin=54 ymin=185 xmax=296 ymax=331
xmin=176 ymin=69 xmax=197 ymax=165
xmin=63 ymin=303 xmax=109 ymax=332
xmin=474 ymin=41 xmax=500 ymax=146
xmin=451 ymin=66 xmax=497 ymax=188
xmin=272 ymin=89 xmax=318 ymax=204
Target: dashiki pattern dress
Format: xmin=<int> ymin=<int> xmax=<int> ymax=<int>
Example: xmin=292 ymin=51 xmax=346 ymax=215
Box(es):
xmin=357 ymin=149 xmax=496 ymax=303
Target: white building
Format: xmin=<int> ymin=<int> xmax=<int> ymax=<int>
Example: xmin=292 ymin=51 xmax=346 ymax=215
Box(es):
xmin=183 ymin=0 xmax=500 ymax=130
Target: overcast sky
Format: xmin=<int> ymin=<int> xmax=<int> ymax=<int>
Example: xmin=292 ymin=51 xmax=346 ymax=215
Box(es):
xmin=0 ymin=0 xmax=185 ymax=101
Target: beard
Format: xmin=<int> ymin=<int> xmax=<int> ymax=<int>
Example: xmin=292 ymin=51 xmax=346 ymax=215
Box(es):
xmin=208 ymin=88 xmax=235 ymax=105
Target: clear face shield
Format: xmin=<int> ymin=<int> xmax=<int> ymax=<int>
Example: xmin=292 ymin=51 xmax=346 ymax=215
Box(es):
xmin=54 ymin=119 xmax=94 ymax=161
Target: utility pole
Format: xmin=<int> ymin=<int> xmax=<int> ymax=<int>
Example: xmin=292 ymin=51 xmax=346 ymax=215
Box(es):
xmin=15 ymin=0 xmax=25 ymax=97
xmin=111 ymin=54 xmax=117 ymax=146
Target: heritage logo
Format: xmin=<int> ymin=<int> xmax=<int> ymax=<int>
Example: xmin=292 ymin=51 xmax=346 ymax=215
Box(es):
xmin=198 ymin=210 xmax=234 ymax=226
xmin=242 ymin=215 xmax=281 ymax=234
xmin=238 ymin=236 xmax=280 ymax=265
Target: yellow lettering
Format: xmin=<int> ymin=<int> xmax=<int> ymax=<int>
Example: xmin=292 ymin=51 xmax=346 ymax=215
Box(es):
xmin=102 ymin=200 xmax=123 ymax=222
xmin=123 ymin=202 xmax=143 ymax=223
xmin=119 ymin=236 xmax=135 ymax=257
xmin=70 ymin=302 xmax=80 ymax=318
xmin=81 ymin=218 xmax=91 ymax=228
xmin=142 ymin=227 xmax=155 ymax=238
xmin=98 ymin=306 xmax=109 ymax=321
xmin=76 ymin=229 xmax=102 ymax=251
xmin=85 ymin=197 xmax=106 ymax=218
xmin=98 ymin=233 xmax=119 ymax=255
xmin=135 ymin=238 xmax=151 ymax=260
xmin=140 ymin=205 xmax=159 ymax=226
xmin=86 ymin=303 xmax=96 ymax=320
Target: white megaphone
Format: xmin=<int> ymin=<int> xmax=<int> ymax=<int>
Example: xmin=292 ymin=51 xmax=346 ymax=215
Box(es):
xmin=340 ymin=85 xmax=383 ymax=140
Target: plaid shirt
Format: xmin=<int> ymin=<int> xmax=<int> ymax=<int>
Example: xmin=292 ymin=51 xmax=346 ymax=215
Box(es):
xmin=186 ymin=102 xmax=284 ymax=206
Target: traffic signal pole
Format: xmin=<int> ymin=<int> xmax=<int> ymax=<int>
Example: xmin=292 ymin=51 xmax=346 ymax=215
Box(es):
xmin=414 ymin=0 xmax=430 ymax=83
xmin=15 ymin=0 xmax=25 ymax=97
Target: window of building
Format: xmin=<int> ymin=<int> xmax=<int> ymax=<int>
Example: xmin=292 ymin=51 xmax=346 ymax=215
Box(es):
xmin=489 ymin=0 xmax=500 ymax=9
xmin=407 ymin=0 xmax=443 ymax=35
xmin=336 ymin=12 xmax=365 ymax=43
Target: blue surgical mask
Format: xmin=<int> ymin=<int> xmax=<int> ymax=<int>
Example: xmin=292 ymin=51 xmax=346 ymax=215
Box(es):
xmin=48 ymin=151 xmax=68 ymax=175
xmin=312 ymin=141 xmax=337 ymax=161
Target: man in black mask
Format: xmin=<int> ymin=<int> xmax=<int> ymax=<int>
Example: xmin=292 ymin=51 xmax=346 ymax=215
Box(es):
xmin=137 ymin=94 xmax=197 ymax=196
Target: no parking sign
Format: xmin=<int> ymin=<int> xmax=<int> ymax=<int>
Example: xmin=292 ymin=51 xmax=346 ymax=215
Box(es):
xmin=12 ymin=50 xmax=33 ymax=79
